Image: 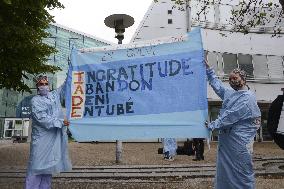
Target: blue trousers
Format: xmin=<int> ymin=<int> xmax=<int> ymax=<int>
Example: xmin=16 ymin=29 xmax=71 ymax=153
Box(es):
xmin=25 ymin=174 xmax=52 ymax=189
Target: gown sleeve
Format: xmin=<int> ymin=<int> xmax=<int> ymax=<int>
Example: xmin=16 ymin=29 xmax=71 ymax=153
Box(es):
xmin=206 ymin=68 xmax=227 ymax=100
xmin=208 ymin=98 xmax=252 ymax=130
xmin=31 ymin=98 xmax=63 ymax=129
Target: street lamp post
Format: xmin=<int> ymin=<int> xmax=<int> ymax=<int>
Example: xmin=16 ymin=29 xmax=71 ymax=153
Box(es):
xmin=104 ymin=14 xmax=134 ymax=164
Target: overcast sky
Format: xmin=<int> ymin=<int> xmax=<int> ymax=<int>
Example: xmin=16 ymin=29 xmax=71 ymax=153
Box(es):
xmin=48 ymin=0 xmax=153 ymax=44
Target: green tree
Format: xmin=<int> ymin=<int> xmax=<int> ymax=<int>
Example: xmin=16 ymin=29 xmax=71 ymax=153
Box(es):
xmin=0 ymin=0 xmax=64 ymax=93
xmin=156 ymin=0 xmax=284 ymax=35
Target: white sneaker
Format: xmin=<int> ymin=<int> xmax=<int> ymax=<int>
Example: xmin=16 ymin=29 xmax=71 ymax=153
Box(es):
xmin=164 ymin=156 xmax=174 ymax=161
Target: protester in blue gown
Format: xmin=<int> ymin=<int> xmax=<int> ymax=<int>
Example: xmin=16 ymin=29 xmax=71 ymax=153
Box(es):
xmin=205 ymin=60 xmax=261 ymax=189
xmin=25 ymin=76 xmax=72 ymax=189
xmin=162 ymin=138 xmax=177 ymax=161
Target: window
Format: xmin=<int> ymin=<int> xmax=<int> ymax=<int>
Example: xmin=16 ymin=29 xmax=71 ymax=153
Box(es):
xmin=69 ymin=37 xmax=79 ymax=49
xmin=238 ymin=54 xmax=253 ymax=78
xmin=43 ymin=37 xmax=56 ymax=47
xmin=267 ymin=56 xmax=284 ymax=79
xmin=207 ymin=51 xmax=218 ymax=72
xmin=252 ymin=55 xmax=268 ymax=79
xmin=168 ymin=10 xmax=172 ymax=15
xmin=217 ymin=53 xmax=224 ymax=75
xmin=168 ymin=19 xmax=173 ymax=24
xmin=223 ymin=53 xmax=237 ymax=75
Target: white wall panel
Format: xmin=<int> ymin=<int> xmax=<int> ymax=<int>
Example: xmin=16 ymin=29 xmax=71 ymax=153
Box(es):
xmin=201 ymin=29 xmax=252 ymax=53
xmin=250 ymin=34 xmax=284 ymax=56
xmin=252 ymin=83 xmax=284 ymax=101
xmin=131 ymin=1 xmax=187 ymax=42
xmin=133 ymin=27 xmax=185 ymax=41
xmin=202 ymin=29 xmax=284 ymax=56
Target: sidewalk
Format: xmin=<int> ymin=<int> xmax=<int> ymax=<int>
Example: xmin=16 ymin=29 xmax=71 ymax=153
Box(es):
xmin=0 ymin=141 xmax=284 ymax=189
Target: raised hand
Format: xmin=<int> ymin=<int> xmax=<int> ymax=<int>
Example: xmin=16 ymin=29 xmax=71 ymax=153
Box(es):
xmin=204 ymin=52 xmax=210 ymax=69
xmin=63 ymin=118 xmax=70 ymax=127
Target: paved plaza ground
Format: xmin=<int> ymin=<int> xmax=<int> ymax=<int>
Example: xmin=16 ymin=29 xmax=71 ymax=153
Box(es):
xmin=0 ymin=141 xmax=284 ymax=188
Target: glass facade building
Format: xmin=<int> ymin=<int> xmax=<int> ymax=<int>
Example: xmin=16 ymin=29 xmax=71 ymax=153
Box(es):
xmin=0 ymin=23 xmax=111 ymax=118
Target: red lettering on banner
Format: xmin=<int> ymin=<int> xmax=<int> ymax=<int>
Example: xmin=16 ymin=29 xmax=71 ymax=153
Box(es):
xmin=71 ymin=107 xmax=82 ymax=118
xmin=74 ymin=84 xmax=84 ymax=95
xmin=74 ymin=72 xmax=84 ymax=84
xmin=72 ymin=96 xmax=83 ymax=106
xmin=71 ymin=71 xmax=85 ymax=119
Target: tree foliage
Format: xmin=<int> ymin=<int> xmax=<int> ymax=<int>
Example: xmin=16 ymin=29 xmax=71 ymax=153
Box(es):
xmin=155 ymin=0 xmax=284 ymax=36
xmin=0 ymin=0 xmax=64 ymax=93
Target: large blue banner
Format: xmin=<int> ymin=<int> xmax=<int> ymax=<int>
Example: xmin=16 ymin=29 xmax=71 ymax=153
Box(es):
xmin=66 ymin=28 xmax=209 ymax=141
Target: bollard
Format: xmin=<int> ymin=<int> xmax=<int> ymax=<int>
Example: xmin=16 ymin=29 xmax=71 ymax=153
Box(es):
xmin=116 ymin=140 xmax=122 ymax=163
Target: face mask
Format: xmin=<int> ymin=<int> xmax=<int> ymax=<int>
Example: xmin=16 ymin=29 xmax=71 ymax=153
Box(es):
xmin=229 ymin=80 xmax=243 ymax=91
xmin=38 ymin=85 xmax=49 ymax=96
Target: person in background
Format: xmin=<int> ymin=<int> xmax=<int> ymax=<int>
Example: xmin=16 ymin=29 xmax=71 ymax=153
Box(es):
xmin=162 ymin=138 xmax=177 ymax=161
xmin=25 ymin=75 xmax=72 ymax=189
xmin=205 ymin=60 xmax=261 ymax=189
xmin=192 ymin=138 xmax=204 ymax=161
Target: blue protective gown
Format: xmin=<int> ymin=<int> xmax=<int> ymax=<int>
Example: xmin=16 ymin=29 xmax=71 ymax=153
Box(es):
xmin=27 ymin=84 xmax=72 ymax=176
xmin=207 ymin=68 xmax=261 ymax=189
xmin=162 ymin=138 xmax=177 ymax=156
